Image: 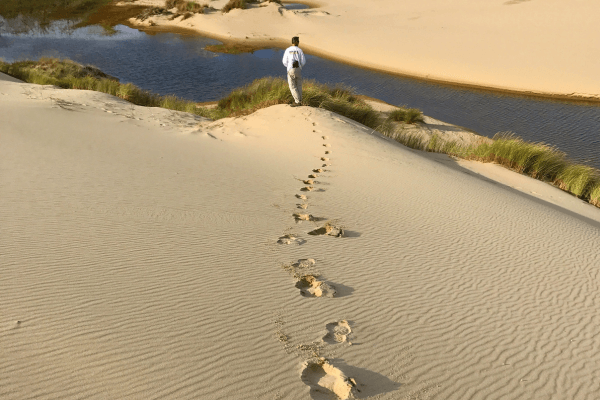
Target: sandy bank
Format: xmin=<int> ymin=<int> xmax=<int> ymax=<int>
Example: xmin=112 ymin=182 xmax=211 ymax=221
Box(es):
xmin=3 ymin=74 xmax=600 ymax=399
xmin=120 ymin=0 xmax=600 ymax=102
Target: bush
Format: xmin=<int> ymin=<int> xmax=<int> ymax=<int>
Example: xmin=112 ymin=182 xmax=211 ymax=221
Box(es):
xmin=165 ymin=0 xmax=212 ymax=13
xmin=388 ymin=108 xmax=424 ymax=124
xmin=222 ymin=0 xmax=247 ymax=13
xmin=590 ymin=183 xmax=600 ymax=207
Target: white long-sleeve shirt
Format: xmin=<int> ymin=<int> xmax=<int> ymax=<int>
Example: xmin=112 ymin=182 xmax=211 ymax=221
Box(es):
xmin=282 ymin=45 xmax=306 ymax=72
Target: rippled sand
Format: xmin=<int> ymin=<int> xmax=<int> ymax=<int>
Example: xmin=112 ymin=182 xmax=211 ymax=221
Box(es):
xmin=2 ymin=73 xmax=600 ymax=399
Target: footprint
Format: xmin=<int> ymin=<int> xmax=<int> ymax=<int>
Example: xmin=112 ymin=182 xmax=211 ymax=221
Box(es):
xmin=277 ymin=234 xmax=305 ymax=245
xmin=296 ymin=194 xmax=308 ymax=200
xmin=293 ymin=213 xmax=313 ymax=221
xmin=308 ymin=223 xmax=345 ymax=237
xmin=323 ymin=320 xmax=352 ymax=344
xmin=325 ymin=151 xmax=330 ymax=154
xmin=308 ymin=174 xmax=318 ymax=178
xmin=301 ymin=358 xmax=357 ymax=400
xmin=284 ymin=260 xmax=337 ymax=298
xmin=303 ymin=179 xmax=315 ymax=185
xmin=296 ymin=275 xmax=336 ymax=298
xmin=297 ymin=203 xmax=308 ymax=209
xmin=277 ymin=234 xmax=295 ymax=245
xmin=294 ymin=213 xmax=326 ymax=222
xmin=322 ymin=164 xmax=329 ymax=167
xmin=322 ymin=136 xmax=329 ymax=140
xmin=313 ymin=168 xmax=323 ymax=173
xmin=294 ymin=258 xmax=316 ymax=268
xmin=323 ymin=144 xmax=331 ymax=147
xmin=321 ymin=157 xmax=329 ymax=161
xmin=301 ymin=186 xmax=314 ymax=192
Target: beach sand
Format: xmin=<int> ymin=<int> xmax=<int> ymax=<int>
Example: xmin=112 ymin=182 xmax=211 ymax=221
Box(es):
xmin=122 ymin=0 xmax=600 ymax=101
xmin=2 ymin=72 xmax=600 ymax=399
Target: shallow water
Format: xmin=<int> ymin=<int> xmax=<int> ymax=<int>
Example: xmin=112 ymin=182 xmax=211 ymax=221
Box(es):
xmin=283 ymin=3 xmax=310 ymax=10
xmin=1 ymin=22 xmax=599 ymax=168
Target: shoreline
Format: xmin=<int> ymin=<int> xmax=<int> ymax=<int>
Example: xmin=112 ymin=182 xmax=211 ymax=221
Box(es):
xmin=110 ymin=0 xmax=600 ymax=105
xmin=123 ymin=21 xmax=600 ymax=106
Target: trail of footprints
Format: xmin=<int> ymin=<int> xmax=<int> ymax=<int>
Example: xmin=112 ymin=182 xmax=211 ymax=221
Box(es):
xmin=275 ymin=128 xmax=365 ymax=399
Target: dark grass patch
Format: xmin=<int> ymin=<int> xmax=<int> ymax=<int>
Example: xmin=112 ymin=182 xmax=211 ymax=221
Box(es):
xmin=388 ymin=108 xmax=424 ymax=124
xmin=222 ymin=0 xmax=247 ymax=13
xmin=165 ymin=0 xmax=213 ymax=13
xmin=0 ymin=57 xmax=213 ymax=118
xmin=205 ymin=44 xmax=247 ymax=54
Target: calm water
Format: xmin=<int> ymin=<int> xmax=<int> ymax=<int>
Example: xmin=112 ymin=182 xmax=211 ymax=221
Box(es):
xmin=283 ymin=3 xmax=310 ymax=10
xmin=1 ymin=22 xmax=599 ymax=168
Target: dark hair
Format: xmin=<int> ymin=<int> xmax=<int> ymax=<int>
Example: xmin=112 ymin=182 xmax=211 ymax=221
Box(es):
xmin=292 ymin=36 xmax=299 ymax=45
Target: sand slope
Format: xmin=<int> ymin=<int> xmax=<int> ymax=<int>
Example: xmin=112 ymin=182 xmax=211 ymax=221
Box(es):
xmin=125 ymin=0 xmax=600 ymax=100
xmin=2 ymin=76 xmax=600 ymax=399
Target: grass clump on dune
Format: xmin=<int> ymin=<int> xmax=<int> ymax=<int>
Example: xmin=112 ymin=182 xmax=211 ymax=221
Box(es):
xmin=214 ymin=77 xmax=380 ymax=128
xmin=589 ymin=184 xmax=600 ymax=207
xmin=222 ymin=0 xmax=247 ymax=13
xmin=388 ymin=127 xmax=600 ymax=207
xmin=388 ymin=108 xmax=424 ymax=124
xmin=0 ymin=57 xmax=213 ymax=118
xmin=164 ymin=0 xmax=212 ymax=13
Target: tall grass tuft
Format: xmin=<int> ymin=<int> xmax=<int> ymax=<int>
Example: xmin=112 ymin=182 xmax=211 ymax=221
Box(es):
xmin=0 ymin=58 xmax=213 ymax=118
xmin=214 ymin=77 xmax=381 ymax=128
xmin=164 ymin=0 xmax=212 ymax=13
xmin=222 ymin=0 xmax=247 ymax=13
xmin=554 ymin=165 xmax=599 ymax=198
xmin=590 ymin=183 xmax=600 ymax=207
xmin=388 ymin=108 xmax=424 ymax=124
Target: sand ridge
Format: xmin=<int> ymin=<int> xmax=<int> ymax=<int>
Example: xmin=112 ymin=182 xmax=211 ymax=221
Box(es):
xmin=3 ymin=75 xmax=600 ymax=399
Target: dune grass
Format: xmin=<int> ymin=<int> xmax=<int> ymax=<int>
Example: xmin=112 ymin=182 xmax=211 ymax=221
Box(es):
xmin=388 ymin=127 xmax=600 ymax=207
xmin=0 ymin=58 xmax=214 ymax=118
xmin=164 ymin=0 xmax=212 ymax=13
xmin=388 ymin=108 xmax=424 ymax=124
xmin=222 ymin=0 xmax=247 ymax=13
xmin=2 ymin=57 xmax=599 ymax=209
xmin=214 ymin=77 xmax=380 ymax=128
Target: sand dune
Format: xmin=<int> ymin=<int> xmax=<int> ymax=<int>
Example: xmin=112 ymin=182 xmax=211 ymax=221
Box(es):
xmin=3 ymin=75 xmax=600 ymax=399
xmin=123 ymin=0 xmax=600 ymax=101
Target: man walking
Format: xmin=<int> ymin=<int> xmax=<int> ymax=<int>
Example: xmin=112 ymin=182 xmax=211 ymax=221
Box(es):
xmin=282 ymin=36 xmax=306 ymax=107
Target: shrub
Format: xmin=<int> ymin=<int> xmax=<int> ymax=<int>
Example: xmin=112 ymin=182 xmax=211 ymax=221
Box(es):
xmin=165 ymin=0 xmax=212 ymax=13
xmin=222 ymin=0 xmax=247 ymax=13
xmin=590 ymin=183 xmax=600 ymax=207
xmin=388 ymin=108 xmax=424 ymax=124
xmin=554 ymin=165 xmax=598 ymax=198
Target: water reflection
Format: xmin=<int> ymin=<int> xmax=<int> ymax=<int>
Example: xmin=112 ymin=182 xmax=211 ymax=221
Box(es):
xmin=1 ymin=21 xmax=598 ymax=168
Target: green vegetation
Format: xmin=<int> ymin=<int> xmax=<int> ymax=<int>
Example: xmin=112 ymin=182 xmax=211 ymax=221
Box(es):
xmin=2 ymin=57 xmax=599 ymax=210
xmin=0 ymin=58 xmax=212 ymax=117
xmin=164 ymin=0 xmax=212 ymax=13
xmin=205 ymin=44 xmax=245 ymax=54
xmin=214 ymin=77 xmax=380 ymax=127
xmin=221 ymin=0 xmax=282 ymax=12
xmin=222 ymin=0 xmax=247 ymax=13
xmin=390 ymin=128 xmax=600 ymax=206
xmin=388 ymin=108 xmax=424 ymax=124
